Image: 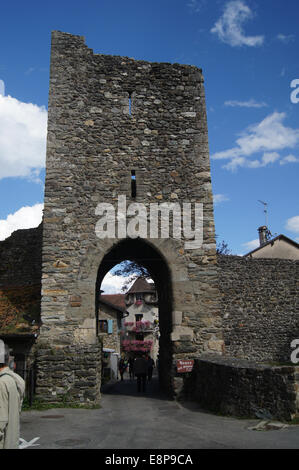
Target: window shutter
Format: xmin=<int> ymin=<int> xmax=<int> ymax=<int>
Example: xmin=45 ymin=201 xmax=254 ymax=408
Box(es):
xmin=108 ymin=319 xmax=113 ymax=334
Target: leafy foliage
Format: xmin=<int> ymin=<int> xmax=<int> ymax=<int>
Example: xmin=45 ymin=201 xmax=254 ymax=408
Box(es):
xmin=215 ymin=233 xmax=231 ymax=255
xmin=216 ymin=240 xmax=232 ymax=255
xmin=112 ymin=260 xmax=151 ymax=292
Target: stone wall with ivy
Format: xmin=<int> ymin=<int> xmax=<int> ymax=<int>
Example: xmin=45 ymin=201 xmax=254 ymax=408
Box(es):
xmin=0 ymin=225 xmax=42 ymax=335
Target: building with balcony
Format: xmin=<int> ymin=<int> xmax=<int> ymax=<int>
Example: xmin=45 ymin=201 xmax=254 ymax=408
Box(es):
xmin=121 ymin=277 xmax=159 ymax=360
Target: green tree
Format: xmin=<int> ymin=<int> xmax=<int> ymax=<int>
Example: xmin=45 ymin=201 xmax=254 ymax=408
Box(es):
xmin=112 ymin=260 xmax=151 ymax=292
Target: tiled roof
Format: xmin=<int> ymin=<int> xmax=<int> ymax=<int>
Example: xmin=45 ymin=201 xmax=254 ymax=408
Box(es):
xmin=127 ymin=278 xmax=156 ymax=294
xmin=100 ymin=294 xmax=126 ymax=312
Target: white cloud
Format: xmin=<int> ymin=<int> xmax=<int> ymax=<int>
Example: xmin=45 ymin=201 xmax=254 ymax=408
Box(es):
xmin=223 ymin=152 xmax=280 ymax=171
xmin=285 ymin=216 xmax=299 ymax=236
xmin=212 ymin=112 xmax=299 ymax=171
xmin=242 ymin=238 xmax=259 ymax=252
xmin=210 ymin=0 xmax=264 ymax=47
xmin=223 ymin=156 xmax=246 ymax=171
xmin=224 ymin=99 xmax=268 ymax=108
xmin=260 ymin=152 xmax=280 ymax=165
xmin=101 ymin=272 xmax=134 ymax=294
xmin=0 ymin=95 xmax=47 ymax=180
xmin=0 ymin=203 xmax=43 ymax=241
xmin=279 ymin=154 xmax=299 ymax=165
xmin=213 ymin=194 xmax=230 ymax=205
xmin=0 ymin=80 xmax=4 ymax=96
xmin=277 ymin=34 xmax=295 ymax=44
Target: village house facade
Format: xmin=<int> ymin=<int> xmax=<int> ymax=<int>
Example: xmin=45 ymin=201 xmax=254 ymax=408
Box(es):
xmin=244 ymin=226 xmax=299 ymax=260
xmin=121 ymin=278 xmax=159 ymax=361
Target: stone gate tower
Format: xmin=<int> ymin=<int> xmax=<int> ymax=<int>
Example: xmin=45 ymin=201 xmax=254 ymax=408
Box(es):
xmin=36 ymin=31 xmax=223 ymax=404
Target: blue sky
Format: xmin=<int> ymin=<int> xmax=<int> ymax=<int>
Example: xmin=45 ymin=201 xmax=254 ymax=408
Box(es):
xmin=0 ymin=0 xmax=298 ymax=258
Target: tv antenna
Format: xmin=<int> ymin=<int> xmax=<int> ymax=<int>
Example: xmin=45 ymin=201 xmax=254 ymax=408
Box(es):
xmin=258 ymin=200 xmax=268 ymax=228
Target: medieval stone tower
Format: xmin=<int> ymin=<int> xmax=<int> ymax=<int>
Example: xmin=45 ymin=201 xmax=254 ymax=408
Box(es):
xmin=36 ymin=31 xmax=223 ymax=404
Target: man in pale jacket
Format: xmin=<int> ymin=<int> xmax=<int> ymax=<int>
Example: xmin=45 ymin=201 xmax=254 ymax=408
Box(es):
xmin=0 ymin=340 xmax=25 ymax=449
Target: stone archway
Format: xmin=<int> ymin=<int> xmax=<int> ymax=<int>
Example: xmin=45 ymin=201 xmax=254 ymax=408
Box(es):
xmin=96 ymin=237 xmax=173 ymax=395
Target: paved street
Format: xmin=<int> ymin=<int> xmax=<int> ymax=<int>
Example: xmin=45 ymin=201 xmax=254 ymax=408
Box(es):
xmin=20 ymin=373 xmax=299 ymax=449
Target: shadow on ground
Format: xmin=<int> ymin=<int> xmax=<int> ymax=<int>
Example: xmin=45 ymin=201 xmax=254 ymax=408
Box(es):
xmin=101 ymin=373 xmax=172 ymax=401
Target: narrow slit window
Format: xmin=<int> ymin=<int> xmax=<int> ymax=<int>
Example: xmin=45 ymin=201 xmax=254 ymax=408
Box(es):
xmin=129 ymin=95 xmax=132 ymax=115
xmin=131 ymin=170 xmax=136 ymax=198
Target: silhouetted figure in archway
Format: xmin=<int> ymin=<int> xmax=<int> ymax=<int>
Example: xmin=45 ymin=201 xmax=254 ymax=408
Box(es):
xmin=128 ymin=357 xmax=134 ymax=380
xmin=146 ymin=355 xmax=155 ymax=382
xmin=118 ymin=357 xmax=127 ymax=381
xmin=133 ymin=354 xmax=148 ymax=392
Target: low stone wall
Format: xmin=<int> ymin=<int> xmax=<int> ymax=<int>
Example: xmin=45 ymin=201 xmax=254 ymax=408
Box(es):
xmin=35 ymin=341 xmax=102 ymax=405
xmin=183 ymin=355 xmax=299 ymax=421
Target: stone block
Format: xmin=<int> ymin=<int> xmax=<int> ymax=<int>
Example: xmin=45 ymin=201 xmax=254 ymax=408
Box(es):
xmin=69 ymin=295 xmax=82 ymax=307
xmin=171 ymin=325 xmax=194 ymax=342
xmin=172 ymin=310 xmax=182 ymax=326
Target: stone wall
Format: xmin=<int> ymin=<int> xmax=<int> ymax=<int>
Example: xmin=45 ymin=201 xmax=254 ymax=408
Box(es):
xmin=98 ymin=302 xmax=121 ymax=354
xmin=0 ymin=225 xmax=42 ymax=335
xmin=183 ymin=355 xmax=299 ymax=421
xmin=1 ymin=219 xmax=298 ymax=407
xmin=0 ymin=225 xmax=42 ymax=289
xmin=35 ymin=340 xmax=102 ymax=405
xmin=38 ymin=30 xmax=222 ymax=399
xmin=218 ymin=255 xmax=299 ymax=363
xmin=4 ymin=31 xmax=297 ymax=406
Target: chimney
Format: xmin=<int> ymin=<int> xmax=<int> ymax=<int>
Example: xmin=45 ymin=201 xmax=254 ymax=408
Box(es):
xmin=258 ymin=226 xmax=267 ymax=246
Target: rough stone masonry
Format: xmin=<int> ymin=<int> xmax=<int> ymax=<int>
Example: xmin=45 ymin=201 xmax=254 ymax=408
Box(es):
xmin=1 ymin=31 xmax=298 ymax=413
xmin=35 ymin=30 xmax=223 ymax=404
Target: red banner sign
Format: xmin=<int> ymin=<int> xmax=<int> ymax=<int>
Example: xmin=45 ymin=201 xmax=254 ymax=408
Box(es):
xmin=177 ymin=360 xmax=194 ymax=373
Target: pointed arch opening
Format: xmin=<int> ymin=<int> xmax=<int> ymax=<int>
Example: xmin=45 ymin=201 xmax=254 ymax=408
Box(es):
xmin=96 ymin=238 xmax=174 ymax=396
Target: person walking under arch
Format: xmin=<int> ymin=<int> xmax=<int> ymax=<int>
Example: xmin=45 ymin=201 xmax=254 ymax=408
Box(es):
xmin=128 ymin=357 xmax=134 ymax=380
xmin=133 ymin=354 xmax=148 ymax=393
xmin=146 ymin=355 xmax=155 ymax=382
xmin=118 ymin=357 xmax=127 ymax=381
